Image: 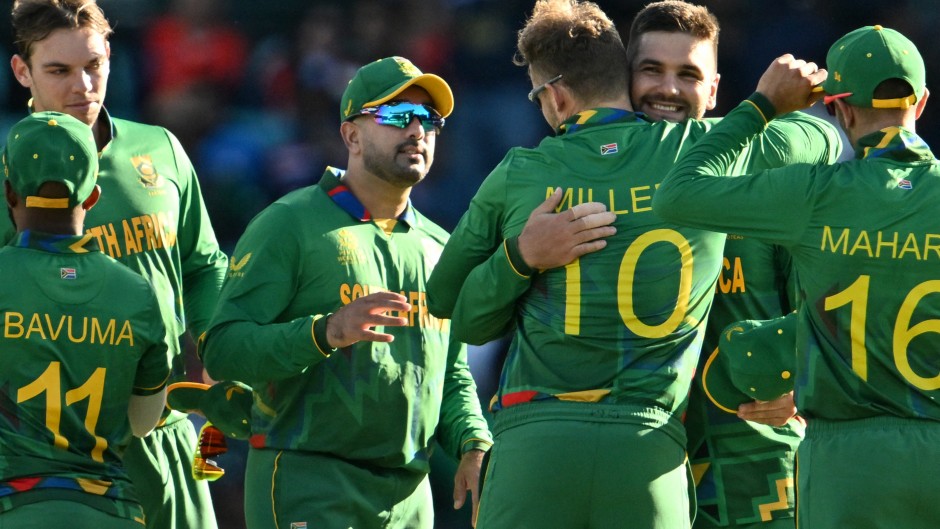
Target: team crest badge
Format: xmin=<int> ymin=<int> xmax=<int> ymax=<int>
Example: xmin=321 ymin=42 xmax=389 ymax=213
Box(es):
xmin=131 ymin=155 xmax=164 ymax=188
xmin=336 ymin=229 xmax=365 ymax=265
xmin=395 ymin=57 xmax=421 ymax=77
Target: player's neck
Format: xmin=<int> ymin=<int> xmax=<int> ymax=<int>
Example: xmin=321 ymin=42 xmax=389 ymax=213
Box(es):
xmin=342 ymin=170 xmax=411 ymax=219
xmin=16 ymin=210 xmax=84 ymax=235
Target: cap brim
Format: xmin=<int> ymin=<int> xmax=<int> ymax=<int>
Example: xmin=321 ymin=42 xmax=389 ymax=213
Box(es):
xmin=365 ymin=73 xmax=455 ymax=118
xmin=201 ymin=381 xmax=253 ymax=440
xmin=166 ymin=382 xmax=211 ymax=413
xmin=701 ymin=345 xmax=750 ymax=414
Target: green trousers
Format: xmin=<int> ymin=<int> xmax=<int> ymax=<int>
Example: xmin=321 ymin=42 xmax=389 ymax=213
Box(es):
xmin=0 ymin=500 xmax=141 ymax=528
xmin=123 ymin=418 xmax=218 ymax=529
xmin=797 ymin=416 xmax=940 ymax=529
xmin=476 ymin=401 xmax=691 ymax=529
xmin=245 ymin=448 xmax=433 ymax=529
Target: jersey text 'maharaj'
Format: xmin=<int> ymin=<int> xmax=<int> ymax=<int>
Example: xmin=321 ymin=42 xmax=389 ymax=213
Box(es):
xmin=821 ymin=226 xmax=940 ymax=260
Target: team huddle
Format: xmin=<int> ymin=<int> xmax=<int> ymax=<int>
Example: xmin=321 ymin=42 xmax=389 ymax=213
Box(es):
xmin=1 ymin=0 xmax=937 ymax=529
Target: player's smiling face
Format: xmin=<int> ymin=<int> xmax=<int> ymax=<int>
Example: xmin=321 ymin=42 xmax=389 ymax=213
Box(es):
xmin=11 ymin=27 xmax=110 ymax=127
xmin=358 ymin=85 xmax=437 ymax=189
xmin=630 ymin=31 xmax=719 ymax=122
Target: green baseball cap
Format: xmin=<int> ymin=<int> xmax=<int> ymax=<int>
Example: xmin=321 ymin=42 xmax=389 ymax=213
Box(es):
xmin=3 ymin=111 xmax=98 ymax=209
xmin=340 ymin=56 xmax=454 ymax=123
xmin=167 ymin=381 xmax=253 ymax=440
xmin=822 ymin=25 xmax=925 ymax=109
xmin=702 ymin=312 xmax=797 ymax=414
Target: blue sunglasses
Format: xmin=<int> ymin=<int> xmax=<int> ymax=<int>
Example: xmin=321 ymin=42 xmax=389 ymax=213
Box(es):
xmin=357 ymin=102 xmax=445 ymax=133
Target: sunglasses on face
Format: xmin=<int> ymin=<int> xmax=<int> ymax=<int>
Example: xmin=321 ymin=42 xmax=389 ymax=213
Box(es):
xmin=357 ymin=102 xmax=445 ymax=133
xmin=528 ymin=74 xmax=563 ymax=110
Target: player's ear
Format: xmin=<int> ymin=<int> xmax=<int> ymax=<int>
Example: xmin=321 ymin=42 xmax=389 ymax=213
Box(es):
xmin=706 ymin=73 xmax=720 ymax=111
xmin=340 ymin=120 xmax=363 ymax=155
xmin=10 ymin=54 xmax=31 ymax=88
xmin=915 ymin=87 xmax=929 ymax=120
xmin=82 ymin=185 xmax=101 ymax=211
xmin=4 ymin=180 xmax=18 ymax=209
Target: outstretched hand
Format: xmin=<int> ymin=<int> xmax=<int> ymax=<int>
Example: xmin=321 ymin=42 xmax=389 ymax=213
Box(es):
xmin=453 ymin=449 xmax=486 ymax=527
xmin=326 ymin=291 xmax=411 ymax=349
xmin=755 ymin=54 xmax=828 ymax=116
xmin=518 ymin=187 xmax=617 ymax=270
xmin=737 ymin=391 xmax=797 ymax=427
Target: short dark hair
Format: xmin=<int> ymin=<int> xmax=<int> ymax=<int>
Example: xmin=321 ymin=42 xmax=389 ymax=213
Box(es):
xmin=514 ymin=0 xmax=628 ymax=104
xmin=12 ymin=0 xmax=112 ymax=62
xmin=626 ymin=1 xmax=720 ymax=69
xmin=873 ymin=78 xmax=916 ymax=100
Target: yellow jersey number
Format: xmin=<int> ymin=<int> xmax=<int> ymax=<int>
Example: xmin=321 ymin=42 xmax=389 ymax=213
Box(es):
xmin=17 ymin=361 xmax=109 ymax=462
xmin=565 ymin=228 xmax=694 ymax=337
xmin=824 ymin=275 xmax=940 ymax=390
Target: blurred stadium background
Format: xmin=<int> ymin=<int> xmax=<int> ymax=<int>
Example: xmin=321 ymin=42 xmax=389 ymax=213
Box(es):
xmin=2 ymin=0 xmax=936 ymax=527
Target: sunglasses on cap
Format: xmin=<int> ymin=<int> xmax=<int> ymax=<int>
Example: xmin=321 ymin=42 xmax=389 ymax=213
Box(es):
xmin=528 ymin=74 xmax=563 ymax=110
xmin=357 ymin=101 xmax=445 ymax=133
xmin=821 ymin=88 xmax=848 ymax=116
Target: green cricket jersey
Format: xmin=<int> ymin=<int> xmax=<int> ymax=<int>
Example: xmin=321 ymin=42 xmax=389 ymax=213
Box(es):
xmin=656 ymin=94 xmax=940 ymax=422
xmin=426 ymin=107 xmax=839 ymax=440
xmin=0 ymin=110 xmax=228 ymax=400
xmin=0 ymin=108 xmax=225 ymax=529
xmin=202 ymin=168 xmax=492 ymax=473
xmin=687 ymin=235 xmax=804 ymax=527
xmin=0 ymin=231 xmax=170 ymax=522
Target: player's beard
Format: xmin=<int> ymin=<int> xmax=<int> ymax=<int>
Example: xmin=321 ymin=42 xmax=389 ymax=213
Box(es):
xmin=362 ymin=139 xmax=430 ymax=189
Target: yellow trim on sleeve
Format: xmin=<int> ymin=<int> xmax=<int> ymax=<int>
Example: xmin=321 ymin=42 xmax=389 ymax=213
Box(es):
xmin=461 ymin=438 xmax=494 ymax=452
xmin=742 ymin=99 xmax=769 ymax=126
xmin=135 ymin=372 xmax=171 ymax=393
xmin=502 ymin=239 xmax=531 ymax=278
xmin=311 ymin=314 xmax=332 ymax=357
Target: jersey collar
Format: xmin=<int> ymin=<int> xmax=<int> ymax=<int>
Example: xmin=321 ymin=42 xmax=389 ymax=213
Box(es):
xmin=318 ymin=167 xmax=417 ymax=227
xmin=557 ymin=108 xmax=647 ymax=135
xmin=855 ymin=126 xmax=936 ymax=163
xmin=10 ymin=230 xmax=101 ymax=254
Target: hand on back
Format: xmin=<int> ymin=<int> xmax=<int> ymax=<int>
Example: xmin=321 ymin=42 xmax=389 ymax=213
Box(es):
xmin=518 ymin=187 xmax=617 ymax=270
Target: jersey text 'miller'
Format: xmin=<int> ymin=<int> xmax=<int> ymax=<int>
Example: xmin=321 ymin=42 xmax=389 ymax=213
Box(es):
xmin=820 ymin=226 xmax=940 ymax=261
xmin=550 ymin=185 xmax=660 ymax=215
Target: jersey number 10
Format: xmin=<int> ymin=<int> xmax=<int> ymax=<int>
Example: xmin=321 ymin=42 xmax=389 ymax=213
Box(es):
xmin=565 ymin=229 xmax=693 ymax=337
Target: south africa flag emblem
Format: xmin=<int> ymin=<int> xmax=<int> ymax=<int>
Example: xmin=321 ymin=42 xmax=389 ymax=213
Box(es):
xmin=600 ymin=143 xmax=618 ymax=155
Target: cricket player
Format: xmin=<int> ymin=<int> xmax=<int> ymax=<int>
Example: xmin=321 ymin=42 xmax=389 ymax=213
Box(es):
xmin=425 ymin=1 xmax=839 ymax=527
xmin=654 ymin=25 xmax=940 ymax=529
xmin=627 ymin=3 xmax=817 ymax=527
xmin=200 ymin=56 xmax=492 ymax=529
xmin=0 ymin=111 xmax=171 ymax=528
xmin=5 ymin=2 xmax=229 ymax=527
